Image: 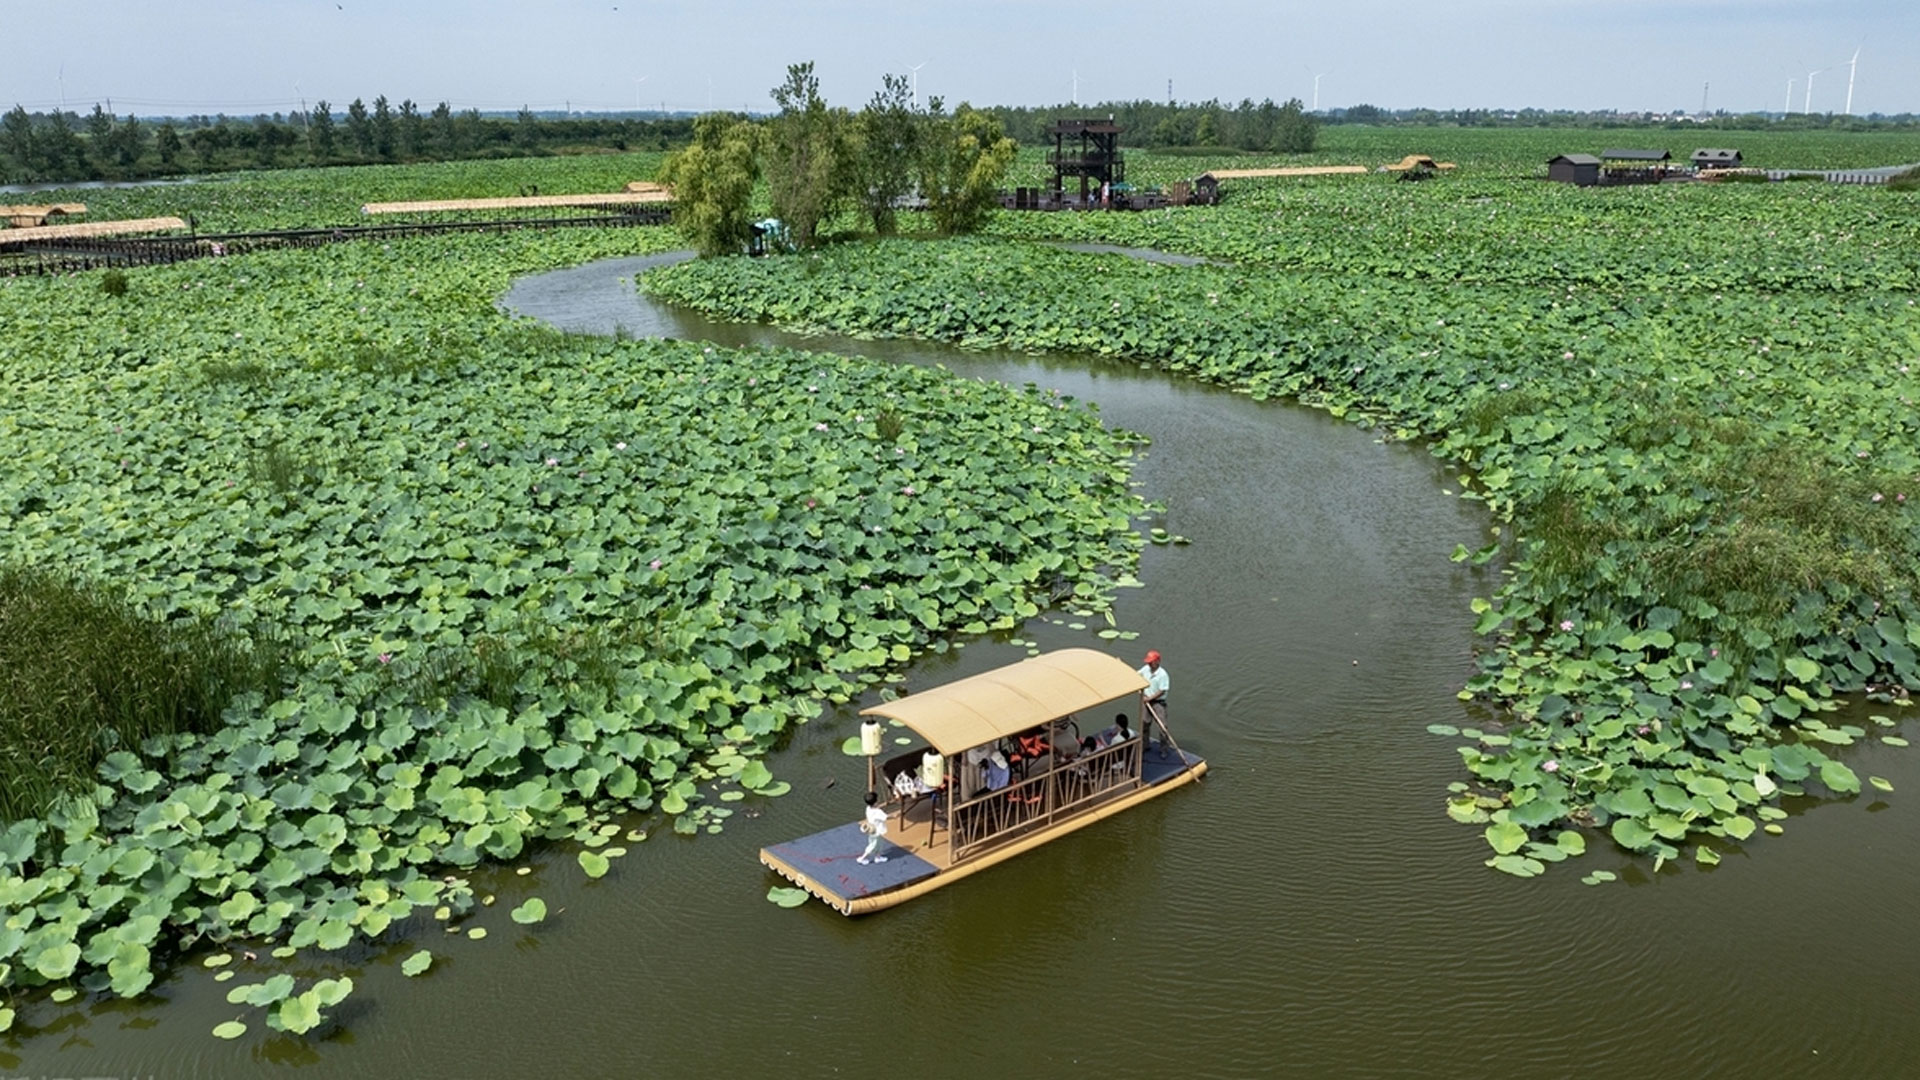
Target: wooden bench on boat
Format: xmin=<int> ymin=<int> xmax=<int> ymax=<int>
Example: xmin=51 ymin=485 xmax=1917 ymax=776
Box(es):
xmin=760 ymin=648 xmax=1206 ymax=915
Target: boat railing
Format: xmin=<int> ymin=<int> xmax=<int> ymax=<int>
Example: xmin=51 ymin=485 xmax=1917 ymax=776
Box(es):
xmin=949 ymin=737 xmax=1142 ymax=860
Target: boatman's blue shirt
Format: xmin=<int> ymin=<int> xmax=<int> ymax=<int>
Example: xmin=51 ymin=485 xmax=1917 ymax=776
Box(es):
xmin=1138 ymin=664 xmax=1169 ymax=701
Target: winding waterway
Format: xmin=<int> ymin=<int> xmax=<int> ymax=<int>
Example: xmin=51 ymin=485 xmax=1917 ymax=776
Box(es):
xmin=23 ymin=252 xmax=1919 ymax=1079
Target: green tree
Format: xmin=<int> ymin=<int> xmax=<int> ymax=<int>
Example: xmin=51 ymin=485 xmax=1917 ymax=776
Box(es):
xmin=398 ymin=99 xmax=423 ymax=158
xmin=107 ymin=114 xmax=145 ymax=171
xmin=854 ymin=73 xmax=919 ymax=235
xmin=85 ymin=104 xmax=115 ymax=172
xmin=186 ymin=123 xmax=229 ymax=170
xmin=1273 ymin=97 xmax=1317 ymax=152
xmin=918 ymin=100 xmax=1016 ymax=235
xmin=429 ymin=101 xmax=457 ymax=154
xmin=657 ymin=112 xmax=764 ymax=257
xmin=765 ymin=62 xmax=851 ymax=248
xmin=154 ymin=122 xmax=182 ymax=167
xmin=344 ymin=98 xmax=373 ymax=158
xmin=309 ymin=100 xmax=336 ymax=161
xmin=2 ymin=105 xmax=36 ymax=178
xmin=371 ymin=95 xmax=396 ymax=159
xmin=515 ymin=106 xmax=540 ymax=151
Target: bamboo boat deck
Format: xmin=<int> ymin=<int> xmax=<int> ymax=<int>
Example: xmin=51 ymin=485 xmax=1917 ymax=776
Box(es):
xmin=761 ymin=748 xmax=1206 ymax=914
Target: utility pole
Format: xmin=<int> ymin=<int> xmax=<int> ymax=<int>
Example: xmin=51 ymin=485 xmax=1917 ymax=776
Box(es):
xmin=1700 ymin=81 xmax=1708 ymax=117
xmin=1167 ymin=78 xmax=1173 ymax=105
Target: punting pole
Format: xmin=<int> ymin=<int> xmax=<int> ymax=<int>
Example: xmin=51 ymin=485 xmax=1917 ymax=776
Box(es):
xmin=1140 ymin=700 xmax=1200 ymax=783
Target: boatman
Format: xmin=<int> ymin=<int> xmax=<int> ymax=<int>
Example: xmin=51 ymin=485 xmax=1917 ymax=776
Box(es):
xmin=1138 ymin=649 xmax=1170 ymax=757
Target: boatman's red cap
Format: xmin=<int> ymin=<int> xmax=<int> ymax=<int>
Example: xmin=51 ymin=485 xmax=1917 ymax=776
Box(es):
xmin=1144 ymin=650 xmax=1161 ymax=664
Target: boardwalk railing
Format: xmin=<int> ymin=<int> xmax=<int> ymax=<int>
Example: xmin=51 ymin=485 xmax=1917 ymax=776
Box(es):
xmin=0 ymin=208 xmax=671 ymax=278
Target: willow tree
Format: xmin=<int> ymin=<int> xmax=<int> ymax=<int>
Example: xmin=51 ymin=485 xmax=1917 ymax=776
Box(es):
xmin=658 ymin=112 xmax=764 ymax=257
xmin=918 ymin=100 xmax=1016 ymax=236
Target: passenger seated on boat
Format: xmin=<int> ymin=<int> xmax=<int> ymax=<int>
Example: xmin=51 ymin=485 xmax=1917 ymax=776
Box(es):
xmin=1082 ymin=713 xmax=1134 ymax=754
xmin=880 ymin=750 xmax=943 ymax=820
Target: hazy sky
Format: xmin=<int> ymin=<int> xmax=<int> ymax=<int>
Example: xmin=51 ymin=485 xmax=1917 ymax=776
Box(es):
xmin=3 ymin=1 xmax=1915 ymax=117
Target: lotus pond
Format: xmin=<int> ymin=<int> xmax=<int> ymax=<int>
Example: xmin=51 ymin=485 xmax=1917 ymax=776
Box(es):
xmin=10 ymin=244 xmax=1917 ymax=1078
xmin=5 ymin=144 xmax=1919 ymax=1074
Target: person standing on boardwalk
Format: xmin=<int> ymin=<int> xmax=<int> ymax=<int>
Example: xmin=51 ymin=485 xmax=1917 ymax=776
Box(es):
xmin=857 ymin=790 xmax=890 ymax=865
xmin=1138 ymin=649 xmax=1170 ymax=757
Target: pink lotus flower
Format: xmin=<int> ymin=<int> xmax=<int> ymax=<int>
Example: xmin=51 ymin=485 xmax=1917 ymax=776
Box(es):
xmin=649 ymin=559 xmax=662 ymax=570
xmin=1542 ymin=759 xmax=1560 ymax=773
xmin=815 ymin=423 xmax=829 ymax=431
xmin=546 ymin=457 xmax=559 ymax=467
xmin=378 ymin=653 xmax=392 ymax=664
xmin=1559 ymin=619 xmax=1575 ymax=632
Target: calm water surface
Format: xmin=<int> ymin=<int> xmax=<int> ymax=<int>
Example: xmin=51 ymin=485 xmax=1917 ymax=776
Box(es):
xmin=17 ymin=253 xmax=1917 ymax=1079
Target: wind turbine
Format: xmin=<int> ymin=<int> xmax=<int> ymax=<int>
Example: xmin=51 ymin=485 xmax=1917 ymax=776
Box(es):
xmin=906 ymin=61 xmax=927 ymax=108
xmin=1072 ymin=69 xmax=1078 ymax=106
xmin=1784 ymin=77 xmax=1795 ymax=115
xmin=1844 ymin=47 xmax=1860 ymax=115
xmin=1312 ymin=72 xmax=1324 ymax=112
xmin=1804 ymin=68 xmax=1822 ymax=114
xmin=633 ymin=75 xmax=648 ymax=114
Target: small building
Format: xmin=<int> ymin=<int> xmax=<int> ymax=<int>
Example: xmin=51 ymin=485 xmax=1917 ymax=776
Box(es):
xmin=1193 ymin=173 xmax=1220 ymax=204
xmin=1691 ymin=148 xmax=1742 ymax=169
xmin=1546 ymin=154 xmax=1601 ymax=186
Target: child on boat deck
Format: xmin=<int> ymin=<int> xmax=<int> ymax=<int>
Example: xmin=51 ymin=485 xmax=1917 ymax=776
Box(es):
xmin=857 ymin=791 xmax=889 ymax=865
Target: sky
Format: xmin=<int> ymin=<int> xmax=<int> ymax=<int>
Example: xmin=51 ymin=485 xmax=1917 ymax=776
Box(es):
xmin=2 ymin=1 xmax=1916 ymax=118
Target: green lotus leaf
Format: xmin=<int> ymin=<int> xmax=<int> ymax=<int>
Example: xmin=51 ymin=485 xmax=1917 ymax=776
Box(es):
xmin=402 ymin=950 xmax=434 ymax=977
xmin=1483 ymin=821 xmax=1527 ymax=856
xmin=212 ymin=1020 xmax=247 ymax=1040
xmin=1818 ymin=760 xmax=1861 ymax=794
xmin=767 ymin=886 xmax=810 ymax=908
xmin=511 ymin=898 xmax=548 ymax=925
xmin=1485 ymin=854 xmax=1544 ymax=878
xmin=578 ymin=850 xmax=610 ymax=879
xmin=1610 ymin=818 xmax=1657 ymax=851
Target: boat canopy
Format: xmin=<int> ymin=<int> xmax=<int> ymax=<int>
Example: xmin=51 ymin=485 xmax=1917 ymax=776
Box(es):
xmin=859 ymin=648 xmax=1146 ymax=755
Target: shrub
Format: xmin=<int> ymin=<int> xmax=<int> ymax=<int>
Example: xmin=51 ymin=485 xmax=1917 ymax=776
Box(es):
xmin=99 ymin=269 xmax=129 ymax=297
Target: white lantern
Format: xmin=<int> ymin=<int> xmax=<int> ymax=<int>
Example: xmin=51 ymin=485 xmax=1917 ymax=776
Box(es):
xmin=860 ymin=720 xmax=883 ymax=757
xmin=921 ymin=749 xmax=945 ymax=788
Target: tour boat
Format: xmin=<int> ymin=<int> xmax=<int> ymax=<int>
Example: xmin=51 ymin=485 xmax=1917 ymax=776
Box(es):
xmin=759 ymin=648 xmax=1206 ymax=914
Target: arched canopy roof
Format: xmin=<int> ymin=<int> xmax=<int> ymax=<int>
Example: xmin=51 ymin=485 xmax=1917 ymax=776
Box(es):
xmin=859 ymin=648 xmax=1146 ymax=755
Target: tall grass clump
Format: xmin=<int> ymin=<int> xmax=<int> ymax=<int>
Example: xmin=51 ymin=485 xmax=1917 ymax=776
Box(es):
xmin=0 ymin=568 xmax=283 ymax=821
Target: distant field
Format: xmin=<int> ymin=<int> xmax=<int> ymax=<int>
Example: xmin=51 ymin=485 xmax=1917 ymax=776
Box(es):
xmin=1006 ymin=127 xmax=1920 ymax=188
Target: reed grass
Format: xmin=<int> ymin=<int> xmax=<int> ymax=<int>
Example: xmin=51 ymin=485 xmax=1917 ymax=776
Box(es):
xmin=0 ymin=567 xmax=284 ymax=822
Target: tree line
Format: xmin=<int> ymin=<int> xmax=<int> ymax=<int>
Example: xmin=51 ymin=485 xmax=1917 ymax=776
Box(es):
xmin=660 ymin=63 xmax=1017 ymax=256
xmin=0 ymin=99 xmax=696 ymax=184
xmin=985 ymin=98 xmax=1318 ymax=153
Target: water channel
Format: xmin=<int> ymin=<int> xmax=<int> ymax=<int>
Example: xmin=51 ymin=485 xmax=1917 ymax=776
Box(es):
xmin=24 ymin=252 xmax=1919 ymax=1078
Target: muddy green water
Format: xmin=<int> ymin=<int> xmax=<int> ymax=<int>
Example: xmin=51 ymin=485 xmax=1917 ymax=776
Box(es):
xmin=18 ymin=254 xmax=1918 ymax=1079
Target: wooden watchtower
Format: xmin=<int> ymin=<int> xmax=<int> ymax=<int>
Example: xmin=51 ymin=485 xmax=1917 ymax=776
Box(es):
xmin=1048 ymin=118 xmax=1125 ymax=207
